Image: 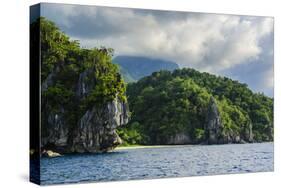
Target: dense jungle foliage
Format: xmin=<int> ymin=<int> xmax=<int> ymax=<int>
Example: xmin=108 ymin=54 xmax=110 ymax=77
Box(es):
xmin=118 ymin=69 xmax=273 ymax=145
xmin=31 ymin=17 xmax=127 ymax=135
xmin=32 ymin=17 xmax=273 ymax=146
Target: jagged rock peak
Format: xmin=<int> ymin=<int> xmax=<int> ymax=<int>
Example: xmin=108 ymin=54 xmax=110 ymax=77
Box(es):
xmin=204 ymin=96 xmax=223 ymax=144
xmin=71 ymin=99 xmax=129 ymax=153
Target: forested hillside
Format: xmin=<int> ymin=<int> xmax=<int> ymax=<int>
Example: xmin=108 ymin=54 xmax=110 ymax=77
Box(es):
xmin=33 ymin=17 xmax=273 ymax=152
xmin=119 ymin=69 xmax=273 ymax=145
xmin=31 ymin=17 xmax=129 ymax=154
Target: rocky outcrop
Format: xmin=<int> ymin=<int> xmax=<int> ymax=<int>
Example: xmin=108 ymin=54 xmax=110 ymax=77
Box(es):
xmin=242 ymin=122 xmax=253 ymax=143
xmin=71 ymin=99 xmax=128 ymax=153
xmin=76 ymin=68 xmax=96 ymax=98
xmin=204 ymin=97 xmax=254 ymax=144
xmin=41 ymin=67 xmax=129 ymax=155
xmin=41 ymin=107 xmax=68 ymax=148
xmin=168 ymin=133 xmax=191 ymax=144
xmin=42 ymin=66 xmax=60 ymax=92
xmin=42 ymin=150 xmax=62 ymax=158
xmin=204 ymin=97 xmax=224 ymax=144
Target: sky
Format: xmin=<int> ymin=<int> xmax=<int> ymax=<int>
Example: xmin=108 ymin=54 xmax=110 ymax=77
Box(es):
xmin=40 ymin=3 xmax=274 ymax=97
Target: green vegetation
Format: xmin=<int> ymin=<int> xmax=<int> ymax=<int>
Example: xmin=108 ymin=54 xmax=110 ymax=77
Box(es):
xmin=122 ymin=69 xmax=273 ymax=145
xmin=115 ymin=65 xmax=136 ymax=83
xmin=32 ymin=17 xmax=273 ymax=147
xmin=31 ymin=17 xmax=127 ymax=134
xmin=117 ymin=122 xmax=143 ymax=146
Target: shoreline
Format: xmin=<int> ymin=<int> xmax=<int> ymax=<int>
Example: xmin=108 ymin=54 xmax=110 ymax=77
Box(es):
xmin=35 ymin=142 xmax=273 ymax=158
xmin=115 ymin=142 xmax=273 ymax=150
xmin=115 ymin=144 xmax=194 ymax=150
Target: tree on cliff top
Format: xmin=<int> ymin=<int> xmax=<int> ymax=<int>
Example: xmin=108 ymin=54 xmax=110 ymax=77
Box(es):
xmin=30 ymin=17 xmax=127 ymax=134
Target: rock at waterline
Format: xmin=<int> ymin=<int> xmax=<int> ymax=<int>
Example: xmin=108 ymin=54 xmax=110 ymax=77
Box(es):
xmin=42 ymin=150 xmax=62 ymax=158
xmin=204 ymin=97 xmax=223 ymax=144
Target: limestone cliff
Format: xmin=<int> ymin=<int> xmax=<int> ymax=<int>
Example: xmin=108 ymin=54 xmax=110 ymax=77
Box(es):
xmin=204 ymin=97 xmax=224 ymax=144
xmin=168 ymin=133 xmax=191 ymax=145
xmin=41 ymin=65 xmax=129 ymax=154
xmin=204 ymin=97 xmax=253 ymax=144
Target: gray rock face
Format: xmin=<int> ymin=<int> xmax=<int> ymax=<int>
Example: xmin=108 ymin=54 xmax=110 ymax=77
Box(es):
xmin=41 ymin=108 xmax=68 ymax=148
xmin=168 ymin=133 xmax=191 ymax=144
xmin=71 ymin=99 xmax=128 ymax=153
xmin=41 ymin=68 xmax=129 ymax=154
xmin=76 ymin=69 xmax=96 ymax=98
xmin=204 ymin=97 xmax=223 ymax=144
xmin=203 ymin=97 xmax=254 ymax=144
xmin=42 ymin=150 xmax=62 ymax=158
xmin=42 ymin=66 xmax=60 ymax=92
xmin=241 ymin=122 xmax=253 ymax=143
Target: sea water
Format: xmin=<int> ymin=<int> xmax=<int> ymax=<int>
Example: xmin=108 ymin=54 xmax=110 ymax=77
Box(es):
xmin=40 ymin=143 xmax=273 ymax=185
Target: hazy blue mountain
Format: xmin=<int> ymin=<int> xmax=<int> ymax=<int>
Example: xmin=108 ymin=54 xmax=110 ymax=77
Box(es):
xmin=113 ymin=56 xmax=179 ymax=82
xmin=118 ymin=65 xmax=136 ymax=83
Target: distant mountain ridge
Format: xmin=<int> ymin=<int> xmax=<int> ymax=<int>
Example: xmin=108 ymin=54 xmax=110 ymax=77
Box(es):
xmin=113 ymin=56 xmax=179 ymax=82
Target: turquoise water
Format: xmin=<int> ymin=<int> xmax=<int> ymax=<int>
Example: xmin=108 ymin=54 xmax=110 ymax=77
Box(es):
xmin=40 ymin=143 xmax=273 ymax=185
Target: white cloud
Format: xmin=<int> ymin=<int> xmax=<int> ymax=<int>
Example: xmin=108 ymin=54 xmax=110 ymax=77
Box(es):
xmin=53 ymin=7 xmax=272 ymax=72
xmin=261 ymin=64 xmax=274 ymax=91
xmin=41 ymin=3 xmax=274 ymax=95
